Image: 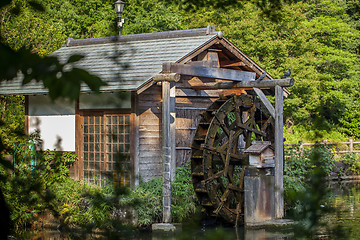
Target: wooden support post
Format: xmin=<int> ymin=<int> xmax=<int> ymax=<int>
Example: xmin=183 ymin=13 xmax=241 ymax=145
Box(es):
xmin=350 ymin=138 xmax=354 ymax=153
xmin=170 ymin=82 xmax=176 ymax=181
xmin=74 ymin=99 xmax=81 ymax=180
xmin=133 ymin=92 xmax=140 ymax=186
xmin=162 ymin=80 xmax=172 ymax=223
xmin=274 ymin=85 xmax=284 ymax=219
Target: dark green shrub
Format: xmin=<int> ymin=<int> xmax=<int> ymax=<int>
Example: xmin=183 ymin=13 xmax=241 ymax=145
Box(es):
xmin=53 ymin=179 xmax=115 ymax=229
xmin=121 ymin=177 xmax=162 ymax=226
xmin=120 ymin=162 xmax=199 ymax=226
xmin=285 ymin=144 xmax=335 ymax=179
xmin=0 ymin=147 xmax=77 ymax=230
xmin=286 ymin=145 xmax=333 ymax=238
xmin=339 ymin=153 xmax=360 ymax=175
xmin=284 ymin=144 xmax=335 ymax=210
xmin=172 ymin=162 xmax=199 ymax=222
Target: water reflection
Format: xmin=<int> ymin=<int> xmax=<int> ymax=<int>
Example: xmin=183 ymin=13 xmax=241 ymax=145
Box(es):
xmin=326 ymin=180 xmax=360 ymax=239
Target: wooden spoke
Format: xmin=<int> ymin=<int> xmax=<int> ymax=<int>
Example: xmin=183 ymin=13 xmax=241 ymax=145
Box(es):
xmin=224 ymin=131 xmax=235 ymax=176
xmin=191 ymin=94 xmax=274 ymax=225
xmin=261 ymin=117 xmax=272 ymax=132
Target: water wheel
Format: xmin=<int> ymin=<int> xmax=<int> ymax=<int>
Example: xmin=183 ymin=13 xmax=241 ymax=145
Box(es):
xmin=190 ymin=93 xmax=275 ymax=225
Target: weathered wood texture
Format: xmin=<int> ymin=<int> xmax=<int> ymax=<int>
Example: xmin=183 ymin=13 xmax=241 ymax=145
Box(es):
xmin=162 ymin=80 xmax=172 ymax=223
xmin=274 ymin=85 xmax=284 ymax=219
xmin=253 ymin=88 xmax=275 ymax=118
xmin=131 ymin=92 xmax=138 ymax=187
xmin=244 ymin=168 xmax=275 ymax=225
xmin=285 ymin=139 xmax=360 ymax=155
xmin=163 ymin=63 xmax=256 ymax=82
xmin=190 ymin=78 xmax=294 ymax=89
xmin=174 ymin=74 xmax=247 ymax=168
xmin=137 ymin=85 xmax=162 ymax=182
xmin=176 ymin=75 xmax=247 ymax=97
xmin=170 ymin=82 xmax=176 ymax=180
xmin=153 ymin=73 xmax=180 ymax=82
xmin=175 ymin=97 xmax=216 ymax=167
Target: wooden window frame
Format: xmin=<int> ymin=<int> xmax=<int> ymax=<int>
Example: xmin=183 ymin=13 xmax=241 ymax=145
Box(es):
xmin=76 ymin=107 xmax=135 ymax=187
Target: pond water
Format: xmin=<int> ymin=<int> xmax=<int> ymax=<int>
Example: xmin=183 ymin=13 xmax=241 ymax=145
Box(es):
xmin=13 ymin=181 xmax=360 ymax=240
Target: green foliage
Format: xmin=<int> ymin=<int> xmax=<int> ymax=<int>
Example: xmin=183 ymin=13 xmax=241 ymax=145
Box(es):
xmin=53 ymin=179 xmax=116 ymax=229
xmin=181 ymin=0 xmax=360 ymax=142
xmin=286 ymin=145 xmax=333 ymax=238
xmin=285 ymin=144 xmax=335 ymax=178
xmin=1 ymin=0 xmax=360 ymax=141
xmin=38 ymin=150 xmax=77 ymax=186
xmin=284 ymin=144 xmax=335 ymax=209
xmin=121 ymin=177 xmax=163 ymax=226
xmin=122 ymin=0 xmax=183 ymax=34
xmin=171 ymin=162 xmax=199 ymax=222
xmin=339 ymin=153 xmax=360 ymax=175
xmin=0 ymin=147 xmax=76 ymax=230
xmin=120 ymin=163 xmax=199 ymax=226
xmin=0 ymin=95 xmax=25 ymax=153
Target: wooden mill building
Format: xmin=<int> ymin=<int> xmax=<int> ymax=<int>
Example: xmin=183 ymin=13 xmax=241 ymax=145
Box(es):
xmin=0 ymin=25 xmax=289 ymax=198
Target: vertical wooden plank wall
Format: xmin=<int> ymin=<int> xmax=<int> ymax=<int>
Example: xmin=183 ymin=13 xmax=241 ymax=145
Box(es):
xmin=136 ymin=85 xmax=163 ymax=182
xmin=175 ymin=76 xmax=226 ymax=167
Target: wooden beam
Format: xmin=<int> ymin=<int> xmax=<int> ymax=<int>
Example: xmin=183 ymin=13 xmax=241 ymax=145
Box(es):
xmin=274 ymin=85 xmax=284 ymax=219
xmin=190 ymin=78 xmax=294 ymax=89
xmin=220 ymin=61 xmax=246 ymax=68
xmin=186 ymin=61 xmax=214 ymax=67
xmin=253 ymin=88 xmax=275 ymax=118
xmin=153 ymin=73 xmax=180 ymax=82
xmin=162 ymin=63 xmax=256 ymax=82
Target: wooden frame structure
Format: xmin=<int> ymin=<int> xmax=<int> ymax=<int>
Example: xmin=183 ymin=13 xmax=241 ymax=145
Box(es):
xmin=1 ymin=25 xmax=293 ymax=222
xmin=154 ymin=61 xmax=292 ymax=221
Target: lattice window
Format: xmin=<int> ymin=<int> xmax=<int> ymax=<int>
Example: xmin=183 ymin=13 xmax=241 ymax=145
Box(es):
xmin=82 ymin=113 xmax=130 ymax=186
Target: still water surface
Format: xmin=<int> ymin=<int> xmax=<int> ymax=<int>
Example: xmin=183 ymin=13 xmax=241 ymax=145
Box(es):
xmin=18 ymin=181 xmax=360 ymax=239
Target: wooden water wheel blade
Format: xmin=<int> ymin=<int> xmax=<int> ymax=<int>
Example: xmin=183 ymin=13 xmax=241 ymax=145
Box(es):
xmin=195 ymin=189 xmax=208 ymax=193
xmin=191 ymin=94 xmax=274 ymax=225
xmin=193 ymin=137 xmax=206 ymax=141
xmin=192 ymin=172 xmax=204 ymax=177
xmin=202 ymin=203 xmax=214 ymax=207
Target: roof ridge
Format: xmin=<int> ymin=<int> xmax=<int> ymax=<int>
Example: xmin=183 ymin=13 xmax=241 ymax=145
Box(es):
xmin=65 ymin=25 xmax=220 ymax=47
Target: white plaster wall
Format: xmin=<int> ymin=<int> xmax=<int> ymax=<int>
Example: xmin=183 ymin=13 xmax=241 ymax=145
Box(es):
xmin=28 ymin=95 xmax=75 ymax=151
xmin=79 ymin=92 xmax=131 ymax=109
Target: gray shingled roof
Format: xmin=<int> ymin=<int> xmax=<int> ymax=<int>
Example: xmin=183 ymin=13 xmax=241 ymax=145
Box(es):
xmin=244 ymin=141 xmax=273 ymax=154
xmin=0 ymin=27 xmax=219 ymax=95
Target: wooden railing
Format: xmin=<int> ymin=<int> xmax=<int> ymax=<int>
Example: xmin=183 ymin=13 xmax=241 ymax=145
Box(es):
xmin=284 ymin=139 xmax=360 ymax=155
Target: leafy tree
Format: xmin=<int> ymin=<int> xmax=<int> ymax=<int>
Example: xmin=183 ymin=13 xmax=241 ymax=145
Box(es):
xmin=122 ymin=0 xmax=184 ymax=34
xmin=181 ymin=0 xmax=360 ymax=141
